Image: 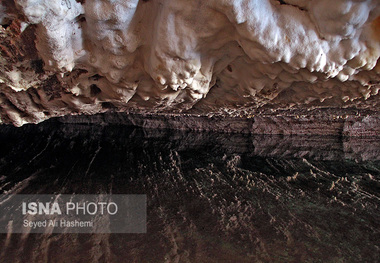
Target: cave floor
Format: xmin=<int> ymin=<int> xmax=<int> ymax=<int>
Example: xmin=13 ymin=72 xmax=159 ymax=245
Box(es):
xmin=0 ymin=123 xmax=379 ymax=262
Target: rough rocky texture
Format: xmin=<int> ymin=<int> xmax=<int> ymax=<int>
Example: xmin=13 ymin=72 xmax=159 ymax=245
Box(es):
xmin=0 ymin=0 xmax=379 ymax=129
xmin=55 ymin=108 xmax=380 ymax=136
xmin=0 ymin=124 xmax=379 ymax=262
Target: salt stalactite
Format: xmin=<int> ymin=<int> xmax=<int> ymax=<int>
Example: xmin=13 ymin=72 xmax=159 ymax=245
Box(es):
xmin=0 ymin=0 xmax=379 ymax=126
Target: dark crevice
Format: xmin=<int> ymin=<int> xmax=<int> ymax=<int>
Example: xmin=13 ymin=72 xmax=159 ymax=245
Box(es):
xmin=76 ymin=14 xmax=86 ymax=23
xmin=277 ymin=0 xmax=306 ymax=11
xmin=79 ymin=16 xmax=86 ymax=23
xmin=101 ymin=102 xmax=116 ymax=109
xmin=30 ymin=59 xmax=44 ymax=74
xmin=41 ymin=76 xmax=62 ymax=101
xmin=1 ymin=23 xmax=11 ymax=29
xmin=90 ymin=74 xmax=102 ymax=81
xmin=90 ymin=84 xmax=102 ymax=96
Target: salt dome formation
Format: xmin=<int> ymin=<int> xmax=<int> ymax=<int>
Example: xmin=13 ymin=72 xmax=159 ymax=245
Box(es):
xmin=0 ymin=0 xmax=380 ymax=127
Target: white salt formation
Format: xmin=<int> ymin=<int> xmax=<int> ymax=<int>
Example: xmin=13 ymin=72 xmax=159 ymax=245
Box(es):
xmin=0 ymin=0 xmax=379 ymax=126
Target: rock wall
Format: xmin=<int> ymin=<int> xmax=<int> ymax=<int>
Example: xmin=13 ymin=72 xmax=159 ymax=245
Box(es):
xmin=0 ymin=0 xmax=379 ymax=126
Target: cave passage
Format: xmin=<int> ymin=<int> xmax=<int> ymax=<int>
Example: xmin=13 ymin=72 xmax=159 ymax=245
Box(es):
xmin=0 ymin=123 xmax=379 ymax=262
